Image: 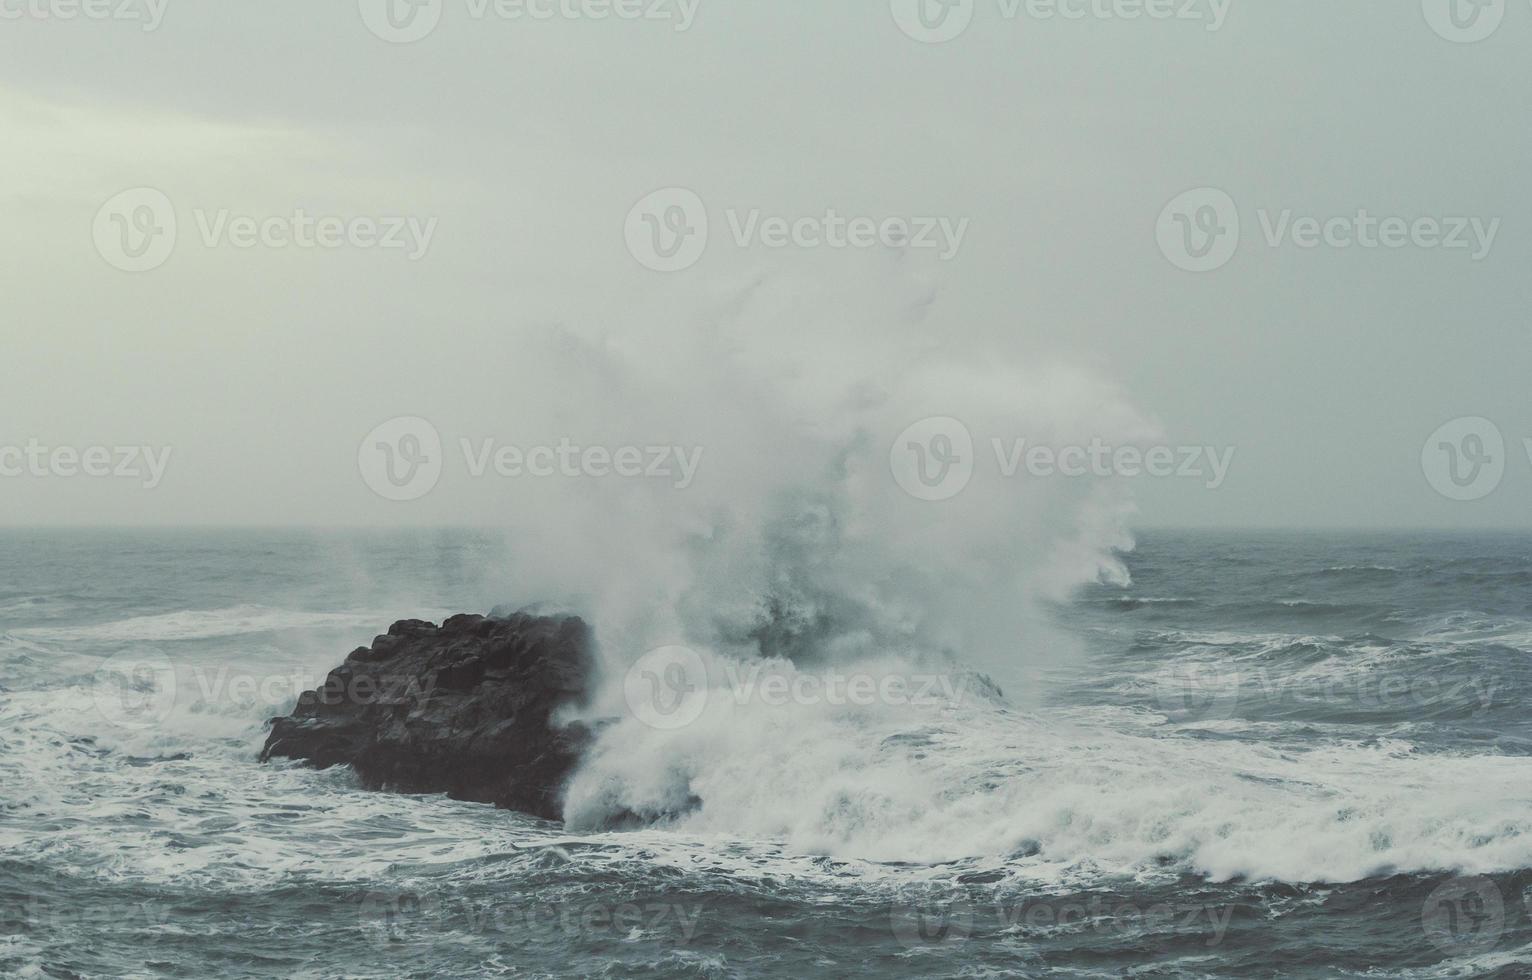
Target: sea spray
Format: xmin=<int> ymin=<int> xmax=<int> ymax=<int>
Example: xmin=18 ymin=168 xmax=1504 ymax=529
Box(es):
xmin=484 ymin=257 xmax=1153 ymax=690
xmin=462 ymin=255 xmax=1156 ymax=832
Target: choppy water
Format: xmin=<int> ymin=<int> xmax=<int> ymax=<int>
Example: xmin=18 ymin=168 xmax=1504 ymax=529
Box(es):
xmin=3 ymin=529 xmax=1531 ymax=978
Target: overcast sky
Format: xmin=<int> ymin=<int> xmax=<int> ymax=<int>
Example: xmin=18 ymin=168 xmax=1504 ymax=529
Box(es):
xmin=3 ymin=0 xmax=1529 ymax=529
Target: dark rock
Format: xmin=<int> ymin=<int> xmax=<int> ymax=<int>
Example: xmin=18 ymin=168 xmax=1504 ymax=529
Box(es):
xmin=260 ymin=611 xmax=595 ymax=821
xmin=387 ymin=619 xmax=436 ymax=637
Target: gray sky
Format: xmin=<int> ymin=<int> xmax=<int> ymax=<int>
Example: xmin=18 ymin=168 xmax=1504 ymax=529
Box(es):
xmin=3 ymin=0 xmax=1529 ymax=528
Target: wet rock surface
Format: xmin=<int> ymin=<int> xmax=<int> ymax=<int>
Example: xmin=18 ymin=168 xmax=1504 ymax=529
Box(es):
xmin=260 ymin=611 xmax=594 ymax=820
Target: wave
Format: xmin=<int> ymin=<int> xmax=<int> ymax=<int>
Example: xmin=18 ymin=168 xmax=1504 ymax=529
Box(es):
xmin=0 ymin=593 xmax=91 ymax=623
xmin=10 ymin=604 xmax=391 ymax=644
xmin=0 ymin=661 xmax=542 ymax=890
xmin=1212 ymin=599 xmax=1383 ymax=621
xmin=1120 ymin=627 xmax=1512 ymax=701
xmin=1132 ymin=628 xmax=1340 ymax=658
xmin=0 ymin=594 xmax=73 ymax=611
xmin=1376 ymin=941 xmax=1532 ymax=980
xmin=1316 ymin=564 xmax=1402 ymax=577
xmin=1085 ymin=596 xmax=1200 ymax=610
xmin=563 ymin=668 xmax=1532 ymax=885
xmin=1414 ymin=613 xmax=1532 ymax=651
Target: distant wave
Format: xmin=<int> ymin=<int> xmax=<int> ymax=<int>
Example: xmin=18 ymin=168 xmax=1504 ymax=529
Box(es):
xmin=0 ymin=593 xmax=89 ymax=621
xmin=11 ymin=604 xmax=388 ymax=644
xmin=1316 ymin=564 xmax=1402 ymax=576
xmin=1211 ymin=599 xmax=1381 ymax=620
xmin=1087 ymin=596 xmax=1200 ymax=610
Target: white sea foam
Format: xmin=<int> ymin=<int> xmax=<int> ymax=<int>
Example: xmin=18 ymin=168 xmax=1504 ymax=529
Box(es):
xmin=565 ymin=679 xmax=1532 ymax=884
xmin=0 ymin=674 xmax=542 ymax=889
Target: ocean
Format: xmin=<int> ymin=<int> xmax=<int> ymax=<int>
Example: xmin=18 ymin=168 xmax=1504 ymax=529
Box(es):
xmin=2 ymin=528 xmax=1530 ymax=978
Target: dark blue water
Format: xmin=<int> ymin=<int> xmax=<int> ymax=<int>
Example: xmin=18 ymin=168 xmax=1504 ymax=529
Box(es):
xmin=2 ymin=529 xmax=1530 ymax=978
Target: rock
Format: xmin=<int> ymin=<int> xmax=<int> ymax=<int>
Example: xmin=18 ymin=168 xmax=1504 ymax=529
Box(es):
xmin=260 ymin=610 xmax=594 ymax=821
